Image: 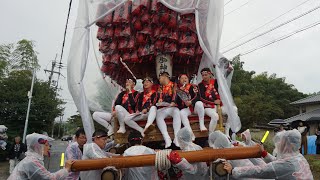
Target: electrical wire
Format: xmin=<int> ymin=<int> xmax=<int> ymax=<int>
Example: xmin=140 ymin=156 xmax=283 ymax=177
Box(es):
xmin=222 ymin=4 xmax=320 ymax=54
xmin=56 ymin=0 xmax=73 ymax=90
xmin=224 ymin=0 xmax=255 ymax=17
xmin=224 ymin=0 xmax=233 ymax=7
xmin=222 ymin=0 xmax=313 ymax=49
xmin=240 ymin=20 xmax=320 ymax=56
xmin=59 ymin=0 xmax=73 ymax=64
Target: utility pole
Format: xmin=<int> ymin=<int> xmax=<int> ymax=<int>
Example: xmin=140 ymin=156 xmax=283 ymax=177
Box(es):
xmin=44 ymin=54 xmax=64 ymax=138
xmin=22 ymin=68 xmax=36 ymax=143
xmin=57 ymin=114 xmax=64 ymax=138
xmin=44 ymin=54 xmax=61 ymax=87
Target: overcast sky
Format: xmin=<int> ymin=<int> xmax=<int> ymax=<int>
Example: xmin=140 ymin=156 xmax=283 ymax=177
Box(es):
xmin=1 ymin=0 xmax=319 ymax=122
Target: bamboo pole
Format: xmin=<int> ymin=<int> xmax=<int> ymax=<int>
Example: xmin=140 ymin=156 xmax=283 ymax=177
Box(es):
xmin=216 ymin=104 xmax=225 ymax=132
xmin=72 ymin=146 xmax=261 ymax=171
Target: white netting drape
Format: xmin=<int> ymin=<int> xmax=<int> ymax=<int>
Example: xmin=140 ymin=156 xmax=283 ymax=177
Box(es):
xmin=67 ymin=0 xmax=241 ymax=141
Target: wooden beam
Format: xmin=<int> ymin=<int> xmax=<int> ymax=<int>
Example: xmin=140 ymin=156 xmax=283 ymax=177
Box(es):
xmin=72 ymin=146 xmax=261 ymax=171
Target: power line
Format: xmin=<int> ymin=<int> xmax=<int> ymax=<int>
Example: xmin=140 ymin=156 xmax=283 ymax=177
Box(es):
xmin=224 ymin=0 xmax=233 ymax=7
xmin=224 ymin=0 xmax=255 ymax=17
xmin=56 ymin=0 xmax=73 ymax=89
xmin=240 ymin=20 xmax=320 ymax=56
xmin=59 ymin=0 xmax=73 ymax=65
xmin=222 ymin=0 xmax=313 ymax=49
xmin=222 ymin=4 xmax=320 ymax=54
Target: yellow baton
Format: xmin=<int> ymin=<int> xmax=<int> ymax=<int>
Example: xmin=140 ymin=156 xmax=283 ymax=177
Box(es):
xmin=261 ymin=131 xmax=270 ymax=143
xmin=60 ymin=153 xmax=65 ymax=167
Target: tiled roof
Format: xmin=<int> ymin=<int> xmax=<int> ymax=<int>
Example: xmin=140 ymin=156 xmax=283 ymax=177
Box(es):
xmin=268 ymin=119 xmax=288 ymax=125
xmin=284 ymin=108 xmax=320 ymax=123
xmin=290 ymin=94 xmax=320 ymax=105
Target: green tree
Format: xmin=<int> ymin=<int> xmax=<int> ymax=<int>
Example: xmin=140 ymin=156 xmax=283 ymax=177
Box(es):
xmin=0 ymin=40 xmax=40 ymax=75
xmin=11 ymin=40 xmax=40 ymax=71
xmin=0 ymin=39 xmax=61 ymax=139
xmin=0 ymin=43 xmax=13 ymax=77
xmin=0 ymin=70 xmax=64 ymax=138
xmin=231 ymin=55 xmax=306 ymax=130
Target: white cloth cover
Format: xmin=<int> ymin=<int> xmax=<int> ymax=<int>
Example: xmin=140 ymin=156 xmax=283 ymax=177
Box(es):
xmin=8 ymin=133 xmax=68 ymax=180
xmin=123 ymin=145 xmax=158 ymax=180
xmin=67 ymin=0 xmax=241 ymax=140
xmin=232 ymin=130 xmax=314 ymax=180
xmin=80 ymin=142 xmax=113 ymax=180
xmin=175 ymin=127 xmax=208 ymax=180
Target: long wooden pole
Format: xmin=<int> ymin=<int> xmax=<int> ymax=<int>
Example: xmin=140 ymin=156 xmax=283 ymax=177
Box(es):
xmin=72 ymin=146 xmax=261 ymax=171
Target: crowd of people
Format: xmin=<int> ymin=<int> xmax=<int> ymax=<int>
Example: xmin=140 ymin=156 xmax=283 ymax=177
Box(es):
xmin=6 ymin=127 xmax=314 ymax=180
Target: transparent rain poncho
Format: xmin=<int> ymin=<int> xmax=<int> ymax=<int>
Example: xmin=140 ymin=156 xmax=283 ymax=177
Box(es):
xmin=8 ymin=133 xmax=68 ymax=180
xmin=67 ymin=0 xmax=241 ymax=141
xmin=80 ymin=142 xmax=116 ymax=180
xmin=123 ymin=145 xmax=158 ymax=180
xmin=241 ymin=129 xmax=256 ymax=146
xmin=174 ymin=127 xmax=208 ymax=180
xmin=232 ymin=129 xmax=314 ymax=180
xmin=208 ymin=131 xmax=254 ymax=167
xmin=240 ymin=129 xmax=266 ymax=166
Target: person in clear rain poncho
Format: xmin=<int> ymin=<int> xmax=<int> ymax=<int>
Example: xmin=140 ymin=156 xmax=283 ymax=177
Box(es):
xmin=241 ymin=129 xmax=256 ymax=146
xmin=8 ymin=133 xmax=74 ymax=180
xmin=208 ymin=131 xmax=255 ymax=180
xmin=240 ymin=129 xmax=266 ymax=166
xmin=80 ymin=129 xmax=119 ymax=180
xmin=223 ymin=129 xmax=314 ymax=180
xmin=167 ymin=127 xmax=208 ymax=180
xmin=122 ymin=130 xmax=158 ymax=180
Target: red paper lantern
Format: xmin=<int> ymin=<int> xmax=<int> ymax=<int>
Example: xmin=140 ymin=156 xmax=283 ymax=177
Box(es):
xmin=96 ymin=4 xmax=113 ymax=27
xmin=113 ymin=1 xmax=132 ymax=25
xmin=133 ymin=18 xmax=143 ymax=31
xmin=114 ymin=24 xmax=131 ymax=38
xmin=141 ymin=13 xmax=151 ymax=24
xmin=136 ymin=33 xmax=148 ymax=45
xmin=132 ymin=0 xmax=150 ymax=17
xmin=97 ymin=27 xmax=114 ymax=40
xmin=138 ymin=44 xmax=155 ymax=58
xmin=110 ymin=53 xmax=120 ymax=64
xmin=163 ymin=41 xmax=177 ymax=53
xmin=179 ymin=32 xmax=197 ymax=45
xmin=99 ymin=40 xmax=117 ymax=55
xmin=178 ymin=46 xmax=195 ymax=57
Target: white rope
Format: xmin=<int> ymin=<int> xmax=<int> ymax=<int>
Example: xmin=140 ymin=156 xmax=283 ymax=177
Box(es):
xmin=155 ymin=149 xmax=172 ymax=178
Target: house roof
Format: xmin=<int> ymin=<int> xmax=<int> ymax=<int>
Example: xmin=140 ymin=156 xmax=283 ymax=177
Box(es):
xmin=284 ymin=108 xmax=320 ymax=123
xmin=290 ymin=94 xmax=320 ymax=105
xmin=268 ymin=119 xmax=289 ymax=126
